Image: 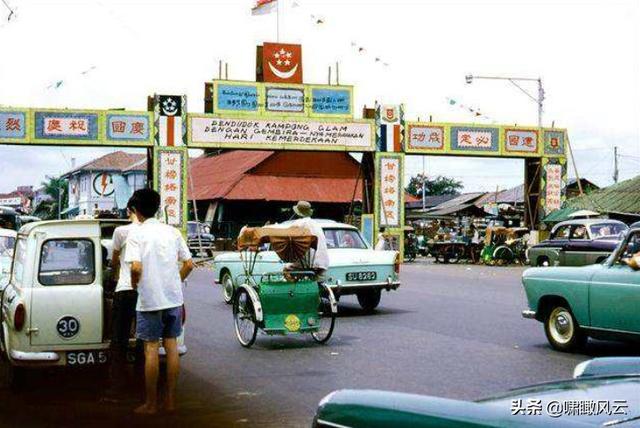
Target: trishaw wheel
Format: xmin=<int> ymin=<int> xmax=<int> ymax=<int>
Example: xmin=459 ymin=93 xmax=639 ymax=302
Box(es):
xmin=311 ymin=286 xmax=336 ymax=344
xmin=233 ymin=289 xmax=257 ymax=348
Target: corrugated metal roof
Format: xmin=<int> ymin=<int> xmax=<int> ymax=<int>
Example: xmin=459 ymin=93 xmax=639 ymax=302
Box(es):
xmin=565 ymin=175 xmax=640 ymax=214
xmin=475 ymin=184 xmax=524 ymax=206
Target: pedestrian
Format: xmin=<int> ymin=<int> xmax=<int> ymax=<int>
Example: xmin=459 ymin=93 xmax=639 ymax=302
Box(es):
xmin=125 ymin=188 xmax=194 ymax=414
xmin=103 ymin=197 xmax=140 ymax=401
xmin=375 ymin=227 xmax=388 ymax=250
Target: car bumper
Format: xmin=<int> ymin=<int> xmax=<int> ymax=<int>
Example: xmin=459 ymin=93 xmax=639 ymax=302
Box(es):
xmin=330 ymin=280 xmax=401 ymax=296
xmin=522 ymin=309 xmax=537 ymax=319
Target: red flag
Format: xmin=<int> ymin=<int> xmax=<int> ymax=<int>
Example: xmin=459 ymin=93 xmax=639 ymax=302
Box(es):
xmin=262 ymin=42 xmax=303 ymax=83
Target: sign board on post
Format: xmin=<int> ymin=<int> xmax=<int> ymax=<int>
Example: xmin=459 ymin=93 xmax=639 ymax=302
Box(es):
xmin=216 ymin=83 xmax=259 ymax=112
xmin=33 ymin=111 xmax=99 ymax=143
xmin=541 ymin=157 xmax=567 ymax=217
xmin=377 ymin=155 xmax=402 ymax=228
xmin=154 ymin=147 xmax=187 ymax=229
xmin=0 ymin=111 xmax=27 ymax=140
xmin=503 ymin=128 xmax=540 ymax=156
xmin=188 ymin=115 xmax=375 ymax=151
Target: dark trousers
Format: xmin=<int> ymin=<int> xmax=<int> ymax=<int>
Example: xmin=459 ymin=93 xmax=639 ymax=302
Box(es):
xmin=109 ymin=290 xmax=138 ymax=390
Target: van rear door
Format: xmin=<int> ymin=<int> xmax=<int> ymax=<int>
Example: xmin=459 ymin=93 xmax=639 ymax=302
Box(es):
xmin=29 ymin=224 xmax=103 ymax=347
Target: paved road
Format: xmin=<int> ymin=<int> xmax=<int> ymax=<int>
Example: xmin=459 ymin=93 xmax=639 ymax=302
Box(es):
xmin=1 ymin=262 xmax=638 ymax=427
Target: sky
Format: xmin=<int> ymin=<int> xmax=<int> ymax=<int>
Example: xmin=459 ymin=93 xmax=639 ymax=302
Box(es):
xmin=0 ymin=0 xmax=638 ymax=194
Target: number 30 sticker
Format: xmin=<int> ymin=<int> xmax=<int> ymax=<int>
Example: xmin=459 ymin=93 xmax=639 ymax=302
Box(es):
xmin=57 ymin=316 xmax=80 ymax=339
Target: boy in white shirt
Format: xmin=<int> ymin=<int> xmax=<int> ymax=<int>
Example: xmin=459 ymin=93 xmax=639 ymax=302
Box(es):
xmin=125 ymin=189 xmax=194 ymax=414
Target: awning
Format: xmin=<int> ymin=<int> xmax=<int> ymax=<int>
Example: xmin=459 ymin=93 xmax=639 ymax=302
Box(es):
xmin=60 ymin=206 xmax=79 ymax=217
xmin=541 ymin=207 xmax=577 ymax=223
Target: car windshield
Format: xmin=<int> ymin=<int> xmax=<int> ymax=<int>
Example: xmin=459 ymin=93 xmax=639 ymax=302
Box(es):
xmin=590 ymin=223 xmax=627 ymax=238
xmin=324 ymin=229 xmax=367 ymax=249
xmin=0 ymin=236 xmax=15 ymax=257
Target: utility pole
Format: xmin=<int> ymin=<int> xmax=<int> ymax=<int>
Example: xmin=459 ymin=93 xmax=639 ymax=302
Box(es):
xmin=613 ymin=146 xmax=619 ymax=184
xmin=421 ymin=157 xmax=426 ymax=211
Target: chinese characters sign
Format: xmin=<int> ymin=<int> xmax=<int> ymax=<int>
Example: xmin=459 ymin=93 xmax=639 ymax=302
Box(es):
xmin=216 ymin=84 xmax=259 ymax=112
xmin=34 ymin=112 xmax=98 ymax=141
xmin=106 ymin=114 xmax=150 ymax=141
xmin=544 ymin=130 xmax=565 ymax=156
xmin=504 ymin=129 xmax=539 ymax=154
xmin=378 ymin=156 xmax=401 ymax=227
xmin=158 ymin=149 xmax=185 ymax=227
xmin=0 ymin=111 xmax=26 ymax=139
xmin=544 ymin=163 xmax=563 ymax=212
xmin=451 ymin=127 xmax=499 ymax=152
xmin=311 ymin=88 xmax=351 ymax=115
xmin=407 ymin=125 xmax=444 ymax=150
xmin=265 ymin=87 xmax=304 ymax=113
xmin=189 ymin=116 xmax=374 ymax=150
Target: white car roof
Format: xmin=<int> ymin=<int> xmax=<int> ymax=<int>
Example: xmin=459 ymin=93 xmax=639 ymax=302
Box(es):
xmin=279 ymin=219 xmax=357 ymax=230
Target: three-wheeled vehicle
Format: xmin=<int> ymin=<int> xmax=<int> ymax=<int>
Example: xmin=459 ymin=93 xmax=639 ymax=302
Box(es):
xmin=481 ymin=227 xmax=529 ymax=265
xmin=231 ymin=225 xmax=337 ymax=348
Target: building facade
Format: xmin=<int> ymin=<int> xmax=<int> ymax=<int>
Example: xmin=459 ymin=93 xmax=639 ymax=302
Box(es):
xmin=62 ymin=151 xmax=147 ymax=217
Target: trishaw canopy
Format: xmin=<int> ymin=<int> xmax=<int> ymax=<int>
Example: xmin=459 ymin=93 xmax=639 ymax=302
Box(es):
xmin=237 ymin=225 xmax=318 ymax=263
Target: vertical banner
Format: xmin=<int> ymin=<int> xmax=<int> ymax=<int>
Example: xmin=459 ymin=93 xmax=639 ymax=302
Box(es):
xmin=374 ymin=152 xmax=405 ymax=256
xmin=540 ymin=157 xmax=567 ymax=217
xmin=154 ymin=147 xmax=188 ymax=233
xmin=376 ymin=104 xmax=404 ymax=152
xmin=155 ymin=94 xmax=187 ymax=147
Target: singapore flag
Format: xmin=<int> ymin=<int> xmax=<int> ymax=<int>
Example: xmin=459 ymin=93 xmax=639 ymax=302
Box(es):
xmin=251 ymin=0 xmax=277 ymax=15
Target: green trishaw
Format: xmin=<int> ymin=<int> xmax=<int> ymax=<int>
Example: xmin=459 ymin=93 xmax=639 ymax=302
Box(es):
xmin=232 ymin=225 xmax=337 ymax=348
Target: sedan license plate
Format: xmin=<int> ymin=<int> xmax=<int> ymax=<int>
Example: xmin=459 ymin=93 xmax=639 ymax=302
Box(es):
xmin=346 ymin=271 xmax=377 ymax=282
xmin=66 ymin=350 xmax=108 ymax=366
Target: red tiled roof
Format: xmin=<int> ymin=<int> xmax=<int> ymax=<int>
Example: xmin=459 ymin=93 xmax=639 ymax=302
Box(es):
xmin=63 ymin=151 xmax=146 ymax=177
xmin=188 ymin=150 xmax=363 ymax=203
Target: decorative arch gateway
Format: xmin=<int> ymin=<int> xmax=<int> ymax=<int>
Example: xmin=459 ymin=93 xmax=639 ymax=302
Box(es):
xmin=0 ymin=43 xmax=568 ymax=254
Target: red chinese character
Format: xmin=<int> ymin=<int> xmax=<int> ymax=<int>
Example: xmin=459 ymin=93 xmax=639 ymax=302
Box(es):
xmin=384 ymin=174 xmax=396 ymax=183
xmin=476 ymin=135 xmax=489 ymax=146
xmin=386 ymin=162 xmax=396 ymax=170
xmin=164 ymin=183 xmax=178 ymax=192
xmin=459 ymin=133 xmax=472 ymax=145
xmin=166 ymin=208 xmax=176 ymax=217
xmin=165 ymin=170 xmax=178 ymax=180
xmin=130 ymin=121 xmax=145 ymax=135
xmin=69 ymin=120 xmax=87 ymax=131
xmin=165 ymin=157 xmax=177 ymax=166
xmin=111 ymin=121 xmax=126 ymax=133
xmin=508 ymin=135 xmax=520 ymax=146
xmin=384 ymin=199 xmax=396 ymax=207
xmin=384 ymin=187 xmax=396 ymax=194
xmin=46 ymin=119 xmax=62 ymax=132
xmin=164 ymin=196 xmax=177 ymax=206
xmin=5 ymin=118 xmax=21 ymax=131
xmin=550 ymin=137 xmax=559 ymax=148
xmin=413 ymin=132 xmax=425 ymax=142
xmin=523 ymin=136 xmax=534 ymax=147
xmin=428 ymin=132 xmax=440 ymax=143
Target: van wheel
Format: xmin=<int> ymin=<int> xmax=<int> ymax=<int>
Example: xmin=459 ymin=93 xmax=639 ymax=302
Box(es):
xmin=544 ymin=305 xmax=586 ymax=352
xmin=357 ymin=289 xmax=381 ymax=313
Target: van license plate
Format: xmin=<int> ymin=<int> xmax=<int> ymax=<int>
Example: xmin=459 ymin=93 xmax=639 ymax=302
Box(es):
xmin=66 ymin=351 xmax=108 ymax=366
xmin=346 ymin=271 xmax=377 ymax=281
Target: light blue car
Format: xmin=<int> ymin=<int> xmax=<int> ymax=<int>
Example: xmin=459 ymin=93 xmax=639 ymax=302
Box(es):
xmin=213 ymin=220 xmax=401 ymax=312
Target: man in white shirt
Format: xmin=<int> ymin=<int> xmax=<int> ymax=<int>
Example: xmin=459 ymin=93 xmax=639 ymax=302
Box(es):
xmin=290 ymin=201 xmax=329 ymax=273
xmin=105 ymin=199 xmax=140 ymax=399
xmin=125 ymin=189 xmax=194 ymax=415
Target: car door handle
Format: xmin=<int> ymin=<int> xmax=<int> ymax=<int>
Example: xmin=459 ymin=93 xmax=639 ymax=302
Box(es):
xmin=26 ymin=327 xmax=39 ymax=335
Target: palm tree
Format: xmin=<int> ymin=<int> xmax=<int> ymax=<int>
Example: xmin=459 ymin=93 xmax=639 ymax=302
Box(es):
xmin=33 ymin=177 xmax=68 ymax=220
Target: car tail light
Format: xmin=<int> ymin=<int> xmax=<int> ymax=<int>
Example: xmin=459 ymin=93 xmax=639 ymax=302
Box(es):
xmin=181 ymin=304 xmax=186 ymax=325
xmin=394 ymin=252 xmax=401 ymax=274
xmin=14 ymin=303 xmax=25 ymax=332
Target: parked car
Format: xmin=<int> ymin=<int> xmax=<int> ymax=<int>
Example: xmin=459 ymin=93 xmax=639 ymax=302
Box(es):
xmin=522 ymin=226 xmax=640 ymax=352
xmin=527 ymin=219 xmax=627 ymax=267
xmin=313 ymin=357 xmax=640 ymax=427
xmin=187 ymin=221 xmax=215 ymax=257
xmin=0 ymin=220 xmax=187 ymax=389
xmin=0 ymin=228 xmax=16 ymax=290
xmin=213 ymin=220 xmax=400 ymax=312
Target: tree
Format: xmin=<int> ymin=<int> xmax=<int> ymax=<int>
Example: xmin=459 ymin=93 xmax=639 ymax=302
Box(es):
xmin=33 ymin=177 xmax=68 ymax=220
xmin=405 ymin=174 xmax=463 ymax=198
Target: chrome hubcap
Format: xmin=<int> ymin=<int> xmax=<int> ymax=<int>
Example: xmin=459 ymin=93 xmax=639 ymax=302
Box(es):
xmin=549 ymin=308 xmax=574 ymax=344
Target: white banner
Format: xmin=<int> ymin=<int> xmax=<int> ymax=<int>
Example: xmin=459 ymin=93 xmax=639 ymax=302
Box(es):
xmin=379 ymin=157 xmax=400 ymax=227
xmin=159 ymin=151 xmax=184 ymax=226
xmin=545 ymin=164 xmax=563 ymax=212
xmin=190 ymin=117 xmax=373 ymax=149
